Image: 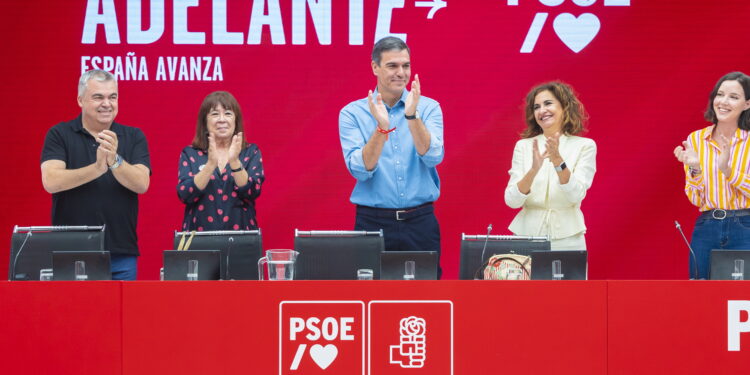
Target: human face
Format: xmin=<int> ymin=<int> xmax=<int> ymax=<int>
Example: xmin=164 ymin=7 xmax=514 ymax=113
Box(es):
xmin=206 ymin=104 xmax=236 ymax=141
xmin=713 ymin=80 xmax=750 ymax=125
xmin=77 ymin=79 xmax=118 ymax=129
xmin=533 ymin=90 xmax=563 ymax=135
xmin=372 ymin=49 xmax=411 ymax=100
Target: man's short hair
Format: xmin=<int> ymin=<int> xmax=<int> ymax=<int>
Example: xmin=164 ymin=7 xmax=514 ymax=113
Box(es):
xmin=78 ymin=69 xmax=117 ymax=97
xmin=371 ymin=36 xmax=410 ymax=66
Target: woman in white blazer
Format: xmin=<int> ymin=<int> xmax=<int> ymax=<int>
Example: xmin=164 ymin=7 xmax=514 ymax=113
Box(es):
xmin=504 ymin=82 xmax=597 ymax=250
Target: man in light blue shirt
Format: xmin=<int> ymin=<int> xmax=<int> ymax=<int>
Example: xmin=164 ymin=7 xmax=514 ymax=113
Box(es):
xmin=339 ymin=37 xmax=445 ymax=272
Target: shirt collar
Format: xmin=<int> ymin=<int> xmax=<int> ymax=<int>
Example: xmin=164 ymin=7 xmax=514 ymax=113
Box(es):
xmin=73 ymin=114 xmax=121 ymax=135
xmin=703 ymin=125 xmax=749 ymax=142
xmin=534 ymin=132 xmax=570 ymax=141
xmin=372 ymin=87 xmax=408 ymax=109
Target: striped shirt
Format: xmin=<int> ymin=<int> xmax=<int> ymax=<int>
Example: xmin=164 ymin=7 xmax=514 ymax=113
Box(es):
xmin=684 ymin=125 xmax=750 ymax=211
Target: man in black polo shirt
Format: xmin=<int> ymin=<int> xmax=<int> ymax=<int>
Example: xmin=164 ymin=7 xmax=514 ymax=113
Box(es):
xmin=41 ymin=69 xmax=151 ymax=280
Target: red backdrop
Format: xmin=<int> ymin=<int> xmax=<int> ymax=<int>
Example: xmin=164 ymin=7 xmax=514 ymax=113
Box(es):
xmin=2 ymin=0 xmax=748 ymax=279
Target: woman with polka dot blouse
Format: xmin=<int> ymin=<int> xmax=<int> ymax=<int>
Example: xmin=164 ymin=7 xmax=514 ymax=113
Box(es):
xmin=177 ymin=91 xmax=264 ymax=231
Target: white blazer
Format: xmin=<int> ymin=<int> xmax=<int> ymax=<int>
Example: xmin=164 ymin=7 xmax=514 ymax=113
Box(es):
xmin=504 ymin=134 xmax=597 ymax=239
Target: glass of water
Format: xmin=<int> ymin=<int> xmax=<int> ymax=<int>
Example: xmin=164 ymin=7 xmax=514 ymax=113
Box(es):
xmin=404 ymin=261 xmax=416 ymax=280
xmin=39 ymin=268 xmax=53 ymax=281
xmin=552 ymin=260 xmax=564 ymax=280
xmin=187 ymin=259 xmax=199 ymax=281
xmin=732 ymin=259 xmax=744 ymax=281
xmin=357 ymin=269 xmax=374 ymax=280
xmin=75 ymin=261 xmax=88 ymax=281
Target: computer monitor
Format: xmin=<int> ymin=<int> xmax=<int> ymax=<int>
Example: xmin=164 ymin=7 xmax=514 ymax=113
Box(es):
xmin=459 ymin=234 xmax=550 ymax=280
xmin=710 ymin=249 xmax=750 ymax=280
xmin=9 ymin=226 xmax=105 ymax=281
xmin=530 ymin=250 xmax=587 ymax=280
xmin=294 ymin=230 xmax=384 ymax=280
xmin=173 ymin=230 xmax=262 ymax=280
xmin=163 ymin=250 xmax=222 ymax=281
xmin=380 ymin=251 xmax=438 ymax=280
xmin=52 ymin=251 xmax=112 ymax=281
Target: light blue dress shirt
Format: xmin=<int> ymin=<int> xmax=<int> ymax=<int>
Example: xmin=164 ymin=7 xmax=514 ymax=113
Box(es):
xmin=339 ymin=88 xmax=444 ymax=209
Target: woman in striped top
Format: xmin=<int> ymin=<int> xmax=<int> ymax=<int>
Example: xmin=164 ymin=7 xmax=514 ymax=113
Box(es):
xmin=674 ymin=72 xmax=750 ymax=279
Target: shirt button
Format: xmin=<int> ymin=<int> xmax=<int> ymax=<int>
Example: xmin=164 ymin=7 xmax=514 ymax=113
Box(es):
xmin=396 ymin=161 xmax=400 ymax=165
xmin=398 ymin=177 xmax=403 ymax=181
xmin=400 ymin=193 xmax=404 ymax=197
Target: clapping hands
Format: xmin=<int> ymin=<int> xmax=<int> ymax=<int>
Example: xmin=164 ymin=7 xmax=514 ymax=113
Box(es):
xmin=715 ymin=134 xmax=732 ymax=176
xmin=367 ymin=90 xmax=389 ymax=130
xmin=673 ymin=141 xmax=700 ymax=170
xmin=405 ymin=74 xmax=421 ymax=117
xmin=531 ymin=138 xmax=548 ymax=172
xmin=532 ymin=132 xmax=563 ymax=171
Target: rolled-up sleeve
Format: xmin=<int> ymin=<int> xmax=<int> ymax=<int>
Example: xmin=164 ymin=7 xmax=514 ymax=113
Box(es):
xmin=683 ymin=133 xmax=705 ymax=207
xmin=558 ymin=139 xmax=597 ymax=204
xmin=418 ymin=102 xmax=444 ymax=167
xmin=339 ymin=106 xmax=376 ymax=181
xmin=505 ymin=140 xmax=529 ymax=209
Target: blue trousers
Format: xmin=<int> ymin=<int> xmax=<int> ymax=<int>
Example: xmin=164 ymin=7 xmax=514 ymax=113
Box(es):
xmin=355 ymin=203 xmax=441 ymax=277
xmin=689 ymin=212 xmax=750 ymax=279
xmin=111 ymin=254 xmax=138 ymax=281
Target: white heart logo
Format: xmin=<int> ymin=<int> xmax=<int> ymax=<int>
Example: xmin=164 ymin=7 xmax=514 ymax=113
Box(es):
xmin=309 ymin=344 xmax=338 ymax=370
xmin=552 ymin=13 xmax=601 ymax=53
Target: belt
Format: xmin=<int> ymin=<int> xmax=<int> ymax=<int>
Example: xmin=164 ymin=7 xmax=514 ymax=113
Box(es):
xmin=699 ymin=209 xmax=750 ymax=220
xmin=356 ymin=202 xmax=434 ymax=221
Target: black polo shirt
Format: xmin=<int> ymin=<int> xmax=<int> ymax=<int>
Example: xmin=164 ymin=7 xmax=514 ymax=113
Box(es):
xmin=40 ymin=115 xmax=151 ymax=256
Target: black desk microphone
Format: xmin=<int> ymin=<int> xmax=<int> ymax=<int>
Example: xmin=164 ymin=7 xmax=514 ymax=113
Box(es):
xmin=674 ymin=220 xmax=699 ymax=279
xmin=475 ymin=224 xmax=493 ymax=279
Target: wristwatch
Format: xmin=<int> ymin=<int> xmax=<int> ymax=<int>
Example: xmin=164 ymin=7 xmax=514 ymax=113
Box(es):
xmin=404 ymin=110 xmax=420 ymax=120
xmin=109 ymin=154 xmax=123 ymax=170
xmin=554 ymin=161 xmax=567 ymax=173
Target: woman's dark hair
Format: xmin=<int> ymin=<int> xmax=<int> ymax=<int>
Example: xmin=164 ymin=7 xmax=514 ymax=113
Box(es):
xmin=522 ymin=81 xmax=588 ymax=139
xmin=704 ymin=71 xmax=750 ymax=130
xmin=192 ymin=91 xmax=248 ymax=150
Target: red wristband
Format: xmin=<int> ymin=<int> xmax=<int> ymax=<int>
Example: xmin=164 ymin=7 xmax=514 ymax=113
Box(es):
xmin=377 ymin=126 xmax=396 ymax=140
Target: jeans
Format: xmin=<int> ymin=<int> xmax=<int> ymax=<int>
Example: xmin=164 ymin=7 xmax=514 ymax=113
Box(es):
xmin=111 ymin=254 xmax=138 ymax=280
xmin=689 ymin=213 xmax=750 ymax=279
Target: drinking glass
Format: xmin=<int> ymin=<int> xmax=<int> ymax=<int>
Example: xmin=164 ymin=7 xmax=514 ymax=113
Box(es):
xmin=552 ymin=260 xmax=564 ymax=280
xmin=404 ymin=261 xmax=416 ymax=280
xmin=357 ymin=269 xmax=374 ymax=280
xmin=74 ymin=261 xmax=88 ymax=281
xmin=732 ymin=259 xmax=744 ymax=281
xmin=187 ymin=259 xmax=199 ymax=281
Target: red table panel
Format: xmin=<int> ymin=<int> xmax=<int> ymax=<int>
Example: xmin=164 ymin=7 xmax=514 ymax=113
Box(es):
xmin=0 ymin=282 xmax=122 ymax=375
xmin=121 ymin=281 xmax=607 ymax=374
xmin=2 ymin=281 xmax=750 ymax=374
xmin=608 ymin=281 xmax=750 ymax=374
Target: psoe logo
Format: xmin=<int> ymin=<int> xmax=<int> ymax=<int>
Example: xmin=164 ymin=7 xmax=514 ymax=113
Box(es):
xmin=280 ymin=301 xmax=365 ymax=374
xmin=728 ymin=300 xmax=750 ymax=351
xmin=369 ymin=300 xmax=453 ymax=375
xmin=507 ymin=0 xmax=631 ymax=53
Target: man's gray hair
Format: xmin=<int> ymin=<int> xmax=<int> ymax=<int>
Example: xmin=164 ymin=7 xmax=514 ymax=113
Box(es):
xmin=371 ymin=36 xmax=410 ymax=66
xmin=78 ymin=69 xmax=116 ymax=97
